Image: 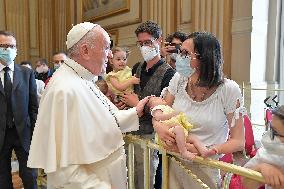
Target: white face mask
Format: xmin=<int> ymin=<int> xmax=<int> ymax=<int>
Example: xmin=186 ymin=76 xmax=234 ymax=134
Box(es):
xmin=140 ymin=44 xmax=160 ymax=62
xmin=261 ymin=131 xmax=284 ymax=156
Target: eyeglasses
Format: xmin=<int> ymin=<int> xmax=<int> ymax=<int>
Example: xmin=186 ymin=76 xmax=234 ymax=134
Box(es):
xmin=268 ymin=121 xmax=284 ymax=140
xmin=0 ymin=44 xmax=16 ymax=50
xmin=178 ymin=49 xmax=200 ymax=59
xmin=136 ymin=39 xmax=157 ymax=47
xmin=54 ymin=60 xmax=65 ymax=64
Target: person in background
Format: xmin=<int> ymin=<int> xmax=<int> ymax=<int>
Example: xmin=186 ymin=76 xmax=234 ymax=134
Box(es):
xmin=121 ymin=20 xmax=175 ymax=189
xmin=44 ymin=52 xmax=68 ymax=87
xmin=35 ymin=58 xmax=53 ymax=83
xmin=161 ymin=31 xmax=187 ymax=69
xmin=27 ymin=22 xmax=150 ymax=189
xmin=0 ymin=30 xmax=38 ymax=189
xmin=105 ymin=47 xmax=140 ymax=104
xmin=20 ymin=61 xmax=45 ymax=102
xmin=242 ymin=105 xmax=284 ymax=189
xmin=154 ymin=32 xmax=245 ymax=188
xmin=52 ymin=51 xmax=67 ymax=71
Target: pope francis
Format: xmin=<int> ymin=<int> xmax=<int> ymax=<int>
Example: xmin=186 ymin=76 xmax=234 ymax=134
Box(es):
xmin=27 ymin=22 xmax=150 ymax=189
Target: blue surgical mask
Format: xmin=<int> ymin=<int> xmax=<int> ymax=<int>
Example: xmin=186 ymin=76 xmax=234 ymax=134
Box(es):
xmin=0 ymin=47 xmax=17 ymax=66
xmin=175 ymin=54 xmax=195 ymax=77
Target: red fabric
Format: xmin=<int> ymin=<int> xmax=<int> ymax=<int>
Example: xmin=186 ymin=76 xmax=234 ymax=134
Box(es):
xmin=265 ymin=109 xmax=272 ymax=122
xmin=229 ymin=175 xmax=245 ymax=189
xmin=244 ymin=115 xmax=255 ymax=156
xmin=229 ymin=175 xmax=264 ymax=189
xmin=220 ymin=153 xmax=233 ymax=163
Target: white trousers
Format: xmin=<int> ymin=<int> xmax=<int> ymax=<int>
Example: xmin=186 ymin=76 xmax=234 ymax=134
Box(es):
xmin=47 ymin=147 xmax=127 ymax=189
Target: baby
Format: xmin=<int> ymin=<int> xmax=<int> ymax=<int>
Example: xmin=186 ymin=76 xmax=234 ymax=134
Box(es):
xmin=242 ymin=105 xmax=284 ymax=189
xmin=95 ymin=79 xmax=115 ymax=102
xmin=105 ymin=47 xmax=140 ymax=103
xmin=148 ymin=96 xmax=216 ymax=159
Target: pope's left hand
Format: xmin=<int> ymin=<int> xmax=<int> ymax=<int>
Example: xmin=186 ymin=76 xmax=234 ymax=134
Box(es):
xmin=136 ymin=96 xmax=151 ymax=117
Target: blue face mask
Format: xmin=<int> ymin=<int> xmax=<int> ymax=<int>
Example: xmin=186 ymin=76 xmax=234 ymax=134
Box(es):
xmin=0 ymin=47 xmax=17 ymax=66
xmin=175 ymin=54 xmax=195 ymax=77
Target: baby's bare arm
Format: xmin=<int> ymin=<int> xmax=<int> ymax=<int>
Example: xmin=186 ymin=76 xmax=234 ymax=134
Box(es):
xmin=109 ymin=76 xmax=139 ymax=92
xmin=152 ymin=109 xmax=179 ymax=121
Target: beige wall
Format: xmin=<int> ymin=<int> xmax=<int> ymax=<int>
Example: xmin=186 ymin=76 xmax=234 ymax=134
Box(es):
xmin=0 ymin=0 xmax=76 ymax=68
xmin=80 ymin=0 xmax=252 ymax=80
xmin=0 ymin=0 xmax=252 ymax=82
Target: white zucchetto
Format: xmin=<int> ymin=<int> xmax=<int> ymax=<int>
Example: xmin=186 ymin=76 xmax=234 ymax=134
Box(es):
xmin=66 ymin=22 xmax=98 ymax=49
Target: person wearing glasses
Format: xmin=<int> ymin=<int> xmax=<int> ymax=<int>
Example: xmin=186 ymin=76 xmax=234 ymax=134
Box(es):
xmin=52 ymin=51 xmax=67 ymax=71
xmin=121 ymin=20 xmax=175 ymax=189
xmin=0 ymin=31 xmax=38 ymax=188
xmin=154 ymin=32 xmax=246 ymax=188
xmin=161 ymin=31 xmax=187 ymax=69
xmin=243 ymin=105 xmax=284 ymax=189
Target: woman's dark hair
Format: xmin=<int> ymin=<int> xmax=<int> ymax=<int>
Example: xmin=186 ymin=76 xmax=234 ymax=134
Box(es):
xmin=188 ymin=31 xmax=224 ymax=88
xmin=272 ymin=105 xmax=284 ymax=124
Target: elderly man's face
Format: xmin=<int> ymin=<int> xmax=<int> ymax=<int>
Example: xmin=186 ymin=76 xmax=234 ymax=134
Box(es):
xmin=88 ymin=29 xmax=112 ymax=75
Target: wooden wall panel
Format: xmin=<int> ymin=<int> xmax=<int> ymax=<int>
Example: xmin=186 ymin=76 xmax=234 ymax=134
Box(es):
xmin=5 ymin=0 xmax=30 ymax=63
xmin=147 ymin=0 xmax=176 ymax=39
xmin=191 ymin=0 xmax=232 ymax=77
xmin=0 ymin=0 xmax=6 ymax=30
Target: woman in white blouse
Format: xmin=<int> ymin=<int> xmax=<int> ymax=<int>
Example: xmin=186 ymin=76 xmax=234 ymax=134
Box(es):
xmin=154 ymin=32 xmax=245 ymax=188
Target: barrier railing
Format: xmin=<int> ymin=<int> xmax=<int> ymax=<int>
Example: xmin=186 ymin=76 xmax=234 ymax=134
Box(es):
xmin=241 ymin=82 xmax=284 ymax=127
xmin=124 ymin=134 xmax=265 ymax=189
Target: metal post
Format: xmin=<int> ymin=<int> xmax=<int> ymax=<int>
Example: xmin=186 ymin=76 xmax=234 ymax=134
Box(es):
xmin=144 ymin=146 xmax=150 ymax=189
xmin=161 ymin=151 xmax=169 ymax=189
xmin=128 ymin=143 xmax=135 ymax=189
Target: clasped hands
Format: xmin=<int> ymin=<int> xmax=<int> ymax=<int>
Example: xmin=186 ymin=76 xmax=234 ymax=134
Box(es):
xmin=115 ymin=92 xmax=151 ymax=117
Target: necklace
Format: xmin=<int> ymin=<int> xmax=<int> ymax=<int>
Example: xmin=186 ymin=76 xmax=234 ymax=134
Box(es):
xmin=188 ymin=79 xmax=209 ymax=101
xmin=65 ymin=63 xmax=120 ymax=127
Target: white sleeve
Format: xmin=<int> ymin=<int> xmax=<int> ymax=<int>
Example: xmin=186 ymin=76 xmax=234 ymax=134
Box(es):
xmin=115 ymin=108 xmax=139 ymax=133
xmin=161 ymin=72 xmax=184 ymax=98
xmin=221 ymin=79 xmax=246 ymax=127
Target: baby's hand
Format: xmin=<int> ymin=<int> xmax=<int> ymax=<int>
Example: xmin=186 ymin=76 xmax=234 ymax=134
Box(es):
xmin=131 ymin=76 xmax=140 ymax=84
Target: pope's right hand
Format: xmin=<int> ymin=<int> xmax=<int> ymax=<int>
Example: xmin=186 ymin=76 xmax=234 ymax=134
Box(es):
xmin=136 ymin=96 xmax=151 ymax=117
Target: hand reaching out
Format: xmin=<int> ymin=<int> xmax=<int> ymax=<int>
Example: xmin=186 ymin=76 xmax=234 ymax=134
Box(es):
xmin=136 ymin=96 xmax=152 ymax=117
xmin=258 ymin=163 xmax=284 ymax=188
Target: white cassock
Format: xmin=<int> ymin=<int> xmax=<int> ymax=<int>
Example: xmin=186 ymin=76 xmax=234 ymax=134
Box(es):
xmin=28 ymin=58 xmax=140 ymax=189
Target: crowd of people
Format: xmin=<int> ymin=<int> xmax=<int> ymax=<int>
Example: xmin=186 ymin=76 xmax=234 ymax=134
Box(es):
xmin=0 ymin=20 xmax=283 ymax=189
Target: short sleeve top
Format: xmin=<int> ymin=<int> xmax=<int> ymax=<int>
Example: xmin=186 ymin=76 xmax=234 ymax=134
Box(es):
xmin=163 ymin=73 xmax=244 ymax=146
xmin=105 ymin=66 xmax=134 ymax=95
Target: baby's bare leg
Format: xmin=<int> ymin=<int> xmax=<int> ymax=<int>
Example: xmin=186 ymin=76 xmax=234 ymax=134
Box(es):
xmin=187 ymin=133 xmax=216 ymax=157
xmin=171 ymin=126 xmax=196 ymax=160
